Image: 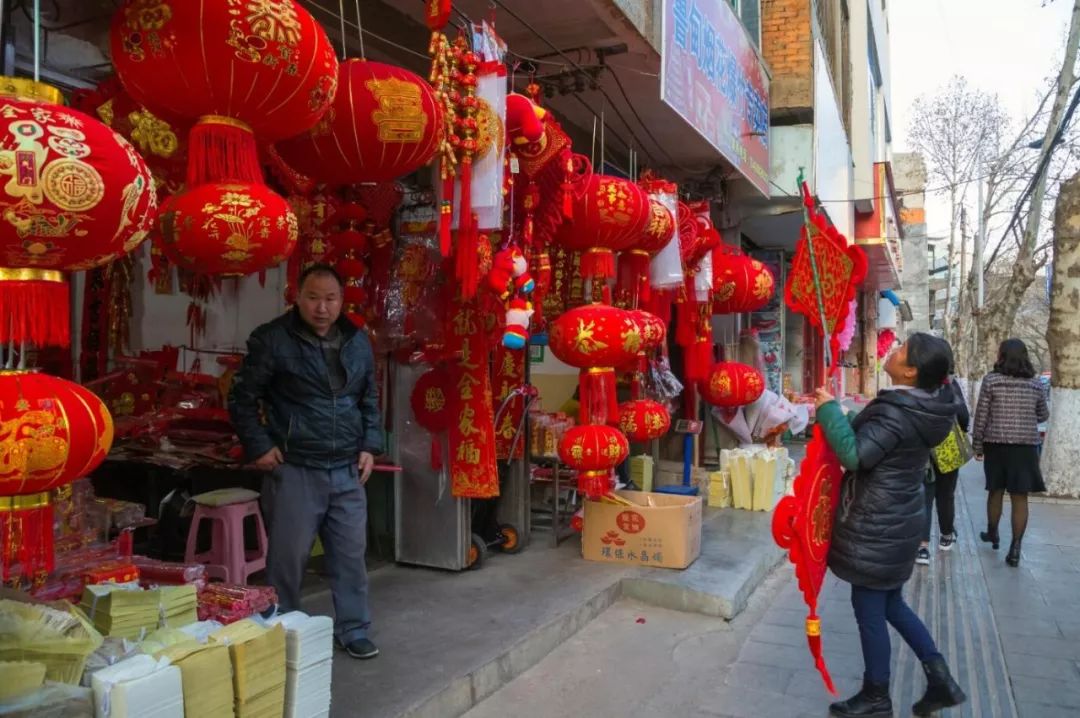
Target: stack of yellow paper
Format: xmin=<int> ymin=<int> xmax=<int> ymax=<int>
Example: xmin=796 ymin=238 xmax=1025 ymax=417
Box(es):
xmin=750 ymin=450 xmax=779 ymax=511
xmin=723 ymin=450 xmax=754 ymax=509
xmin=79 ymin=586 xmax=160 ymax=640
xmin=706 ymin=471 xmax=732 ymax=508
xmin=90 ymin=654 xmax=183 ymax=718
xmin=0 ymin=661 xmax=46 ymax=703
xmin=269 ymin=612 xmax=334 ymax=718
xmin=0 ymin=598 xmax=102 ymax=684
xmin=211 ymin=620 xmax=286 ymax=718
xmin=158 ymin=586 xmax=198 ymax=629
xmin=156 ymin=642 xmax=235 ymax=718
xmin=628 ymin=455 xmax=654 ymax=492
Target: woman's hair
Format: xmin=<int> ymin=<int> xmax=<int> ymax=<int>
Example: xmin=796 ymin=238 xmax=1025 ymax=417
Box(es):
xmin=994 ymin=338 xmax=1036 ymax=378
xmin=906 ymin=332 xmax=952 ymax=391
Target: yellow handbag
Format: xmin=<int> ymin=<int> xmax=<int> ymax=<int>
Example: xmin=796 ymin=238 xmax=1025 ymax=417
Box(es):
xmin=931 ymin=421 xmax=972 ymax=474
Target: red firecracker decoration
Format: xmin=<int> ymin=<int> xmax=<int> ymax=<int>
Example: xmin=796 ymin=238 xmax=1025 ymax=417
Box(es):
xmin=548 ymin=301 xmax=641 ymax=425
xmin=410 ymin=369 xmax=453 ymax=470
xmin=0 ymin=78 xmax=157 ymax=349
xmin=275 ymin=59 xmax=442 ymax=186
xmin=558 ymin=424 xmax=630 ymax=499
xmin=559 ymin=166 xmax=652 ymax=279
xmin=158 ymin=182 xmax=298 ymax=277
xmin=701 ymin=361 xmax=765 ymax=408
xmin=712 ymin=246 xmax=776 ymax=314
xmin=0 ymin=371 xmax=114 ymax=582
xmin=618 ymin=399 xmax=671 ymax=443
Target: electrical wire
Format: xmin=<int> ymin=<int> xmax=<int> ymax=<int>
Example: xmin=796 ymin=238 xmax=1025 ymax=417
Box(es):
xmin=303 ymin=1 xmax=430 ymax=62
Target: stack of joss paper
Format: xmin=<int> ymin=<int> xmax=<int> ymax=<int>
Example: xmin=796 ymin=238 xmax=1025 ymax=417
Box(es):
xmin=211 ymin=620 xmax=286 ymax=718
xmin=269 ymin=612 xmax=334 ymax=718
xmin=79 ymin=585 xmax=159 ymax=640
xmin=155 ymin=641 xmax=235 ymax=718
xmin=158 ymin=585 xmax=198 ymax=628
xmin=90 ymin=654 xmax=184 ymax=718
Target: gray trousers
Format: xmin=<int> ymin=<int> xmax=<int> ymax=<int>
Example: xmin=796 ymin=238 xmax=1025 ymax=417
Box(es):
xmin=262 ymin=462 xmax=371 ymax=642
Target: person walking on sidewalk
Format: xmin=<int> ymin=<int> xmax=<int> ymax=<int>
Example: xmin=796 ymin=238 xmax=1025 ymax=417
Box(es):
xmin=972 ymin=338 xmax=1050 ymax=568
xmin=230 ymin=263 xmax=384 ymax=660
xmin=814 ymin=333 xmax=967 ymax=718
xmin=916 ymin=372 xmax=970 ymax=566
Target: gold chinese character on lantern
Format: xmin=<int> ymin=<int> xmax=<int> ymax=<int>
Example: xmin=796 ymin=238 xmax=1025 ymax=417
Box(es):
xmin=424 ymin=387 xmax=445 ymax=413
xmin=367 ymin=77 xmax=430 ymax=143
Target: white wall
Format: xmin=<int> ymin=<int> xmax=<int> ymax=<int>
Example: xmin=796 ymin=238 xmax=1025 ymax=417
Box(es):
xmin=769 ymin=125 xmax=814 ymax=198
xmin=813 ymin=41 xmax=855 ymax=240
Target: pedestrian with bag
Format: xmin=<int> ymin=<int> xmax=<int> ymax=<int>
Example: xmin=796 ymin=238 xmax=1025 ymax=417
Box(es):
xmin=972 ymin=338 xmax=1049 ymax=567
xmin=814 ymin=333 xmax=966 ymax=718
xmin=916 ymin=371 xmax=971 ymax=565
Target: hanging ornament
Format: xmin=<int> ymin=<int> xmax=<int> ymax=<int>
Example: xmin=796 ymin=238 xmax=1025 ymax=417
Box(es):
xmin=0 ymin=77 xmax=157 ymax=349
xmin=618 ymin=400 xmax=671 ymax=443
xmin=410 ymin=368 xmax=453 ymax=470
xmin=700 ymin=361 xmax=766 ymax=408
xmin=558 ymin=424 xmax=629 ymax=499
xmin=712 ymin=245 xmax=776 ymax=314
xmin=616 ymin=197 xmax=675 ymax=308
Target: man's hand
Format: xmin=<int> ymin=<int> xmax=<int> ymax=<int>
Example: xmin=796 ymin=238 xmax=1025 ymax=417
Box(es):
xmin=359 ymin=452 xmax=375 ymax=484
xmin=255 ymin=447 xmax=284 ymax=472
xmin=814 ymin=387 xmax=835 ymax=410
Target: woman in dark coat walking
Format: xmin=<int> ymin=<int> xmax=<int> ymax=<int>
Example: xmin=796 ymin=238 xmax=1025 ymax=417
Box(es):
xmin=814 ymin=333 xmax=966 ymax=718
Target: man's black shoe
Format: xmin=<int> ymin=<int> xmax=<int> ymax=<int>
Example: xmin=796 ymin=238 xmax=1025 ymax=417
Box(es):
xmin=338 ymin=637 xmax=379 ymax=659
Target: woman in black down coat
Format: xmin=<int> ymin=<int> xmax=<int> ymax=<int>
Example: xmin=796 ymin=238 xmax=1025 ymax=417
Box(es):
xmin=814 ymin=333 xmax=967 ymax=718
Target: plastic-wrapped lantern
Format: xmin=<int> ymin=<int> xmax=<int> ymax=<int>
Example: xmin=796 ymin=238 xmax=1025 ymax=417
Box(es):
xmin=275 ymin=59 xmax=442 ymax=185
xmin=0 ymin=370 xmax=114 ymax=581
xmin=558 ymin=169 xmax=651 ymax=279
xmin=712 ymin=246 xmax=776 ymax=314
xmin=158 ymin=182 xmax=298 ymax=276
xmin=701 ymin=361 xmax=766 ymax=408
xmin=618 ymin=400 xmax=671 ymax=443
xmin=617 ymin=198 xmax=675 ymax=305
xmin=558 ymin=424 xmax=630 ymax=499
xmin=0 ymin=77 xmax=157 ymax=348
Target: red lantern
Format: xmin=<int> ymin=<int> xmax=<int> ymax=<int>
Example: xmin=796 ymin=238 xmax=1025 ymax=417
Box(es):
xmin=701 ymin=361 xmax=766 ymax=408
xmin=558 ymin=424 xmax=629 ymax=499
xmin=713 ymin=246 xmax=776 ymax=314
xmin=275 ymin=59 xmax=442 ymax=186
xmin=158 ymin=182 xmax=298 ymax=276
xmin=629 ymin=310 xmax=666 ymax=352
xmin=548 ymin=303 xmax=641 ymax=424
xmin=559 ymin=168 xmax=651 ymax=279
xmin=618 ymin=400 xmax=671 ymax=443
xmin=410 ymin=369 xmax=453 ymax=470
xmin=617 ymin=198 xmax=675 ymax=307
xmin=0 ymin=371 xmax=114 ymax=581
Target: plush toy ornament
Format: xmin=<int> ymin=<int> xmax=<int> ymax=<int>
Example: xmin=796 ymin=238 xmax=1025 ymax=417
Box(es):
xmin=503 ymin=298 xmax=534 ymax=350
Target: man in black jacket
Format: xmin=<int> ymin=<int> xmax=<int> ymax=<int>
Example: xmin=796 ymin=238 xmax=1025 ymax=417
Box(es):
xmin=229 ymin=264 xmax=384 ymax=659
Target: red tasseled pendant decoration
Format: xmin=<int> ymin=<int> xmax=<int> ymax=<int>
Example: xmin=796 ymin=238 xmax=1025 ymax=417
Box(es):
xmin=579 ymin=248 xmax=615 ymax=280
xmin=0 ymin=278 xmax=70 ymax=348
xmin=1 ymin=498 xmax=55 ymax=582
xmin=440 ymin=172 xmax=455 ymax=257
xmin=578 ymin=368 xmax=619 ymax=426
xmin=186 ymin=117 xmax=264 ymax=185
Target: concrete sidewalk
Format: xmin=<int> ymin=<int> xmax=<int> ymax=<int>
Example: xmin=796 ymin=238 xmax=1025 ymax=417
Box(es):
xmin=310 ymin=502 xmax=784 ymax=718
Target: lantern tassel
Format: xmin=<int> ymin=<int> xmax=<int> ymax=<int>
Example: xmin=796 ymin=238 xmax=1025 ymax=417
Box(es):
xmin=0 ymin=278 xmax=70 ymax=348
xmin=187 ymin=116 xmax=264 ymax=185
xmin=440 ymin=173 xmax=455 ymax=257
xmin=431 ymin=436 xmax=443 ymax=471
xmin=580 ymin=248 xmax=615 ymax=280
xmin=579 ymin=367 xmax=618 ymax=425
xmin=1 ymin=493 xmax=55 ymax=583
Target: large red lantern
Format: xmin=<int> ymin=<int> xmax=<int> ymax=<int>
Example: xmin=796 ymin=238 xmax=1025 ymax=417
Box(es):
xmin=618 ymin=400 xmax=671 ymax=443
xmin=0 ymin=371 xmax=114 ymax=581
xmin=559 ymin=167 xmax=651 ymax=279
xmin=158 ymin=182 xmax=298 ymax=276
xmin=713 ymin=246 xmax=776 ymax=314
xmin=701 ymin=361 xmax=766 ymax=408
xmin=275 ymin=59 xmax=442 ymax=186
xmin=558 ymin=424 xmax=629 ymax=499
xmin=0 ymin=78 xmax=158 ymax=348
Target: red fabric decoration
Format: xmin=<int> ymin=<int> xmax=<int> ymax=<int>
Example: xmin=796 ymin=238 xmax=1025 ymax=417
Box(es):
xmin=877 ymin=328 xmax=897 ymax=359
xmin=558 ymin=424 xmax=630 ymax=499
xmin=447 ymin=301 xmax=499 ymax=499
xmin=505 ymin=93 xmax=546 ymax=146
xmin=158 ymin=182 xmax=298 ymax=277
xmin=617 ymin=400 xmax=671 ymax=443
xmin=0 ymin=371 xmax=114 ymax=582
xmin=559 ymin=164 xmax=651 ymax=279
xmin=426 ymin=0 xmax=453 ymax=30
xmin=275 ymin=59 xmax=442 ymax=186
xmin=712 ymin=246 xmax=777 ymax=314
xmin=493 ymin=344 xmax=527 ymax=460
xmin=410 ymin=369 xmax=453 ymax=470
xmin=701 ymin=361 xmax=765 ymax=408
xmin=772 ymin=425 xmax=845 ymax=694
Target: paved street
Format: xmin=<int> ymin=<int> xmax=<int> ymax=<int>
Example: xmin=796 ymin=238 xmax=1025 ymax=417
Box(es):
xmin=465 ymin=462 xmax=1080 ymax=717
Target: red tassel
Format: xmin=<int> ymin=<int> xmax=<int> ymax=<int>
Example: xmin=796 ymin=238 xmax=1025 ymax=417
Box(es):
xmin=578 ymin=470 xmax=612 ymax=500
xmin=806 ymin=614 xmax=838 ymax=695
xmin=1 ymin=495 xmax=55 ymax=583
xmin=0 ymin=278 xmax=70 ymax=348
xmin=440 ymin=173 xmax=455 ymax=257
xmin=579 ymin=368 xmax=617 ymax=425
xmin=562 ymin=157 xmax=575 ymax=219
xmin=580 ymin=248 xmax=615 ymax=280
xmin=431 ymin=436 xmax=443 ymax=471
xmin=187 ymin=117 xmax=264 ymax=185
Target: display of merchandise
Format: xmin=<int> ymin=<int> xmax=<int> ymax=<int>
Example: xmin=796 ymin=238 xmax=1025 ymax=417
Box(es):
xmin=269 ymin=612 xmax=334 ymax=718
xmin=90 ymin=654 xmax=184 ymax=718
xmin=211 ymin=621 xmax=287 ymax=718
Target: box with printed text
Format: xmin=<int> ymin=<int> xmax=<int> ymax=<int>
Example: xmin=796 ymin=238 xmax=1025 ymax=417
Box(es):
xmin=582 ymin=491 xmax=702 ymax=569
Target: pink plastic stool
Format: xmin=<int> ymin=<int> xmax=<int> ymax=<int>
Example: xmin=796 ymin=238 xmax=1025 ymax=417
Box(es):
xmin=184 ymin=489 xmax=267 ymax=584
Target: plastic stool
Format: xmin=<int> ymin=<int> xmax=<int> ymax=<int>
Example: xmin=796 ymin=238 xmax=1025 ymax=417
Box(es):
xmin=184 ymin=489 xmax=267 ymax=584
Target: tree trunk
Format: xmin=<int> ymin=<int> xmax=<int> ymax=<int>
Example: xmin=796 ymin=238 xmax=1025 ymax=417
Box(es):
xmin=1043 ymin=172 xmax=1080 ymax=497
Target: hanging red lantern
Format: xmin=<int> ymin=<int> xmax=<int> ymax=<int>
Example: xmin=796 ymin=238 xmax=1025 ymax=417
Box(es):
xmin=158 ymin=182 xmax=298 ymax=277
xmin=0 ymin=78 xmax=158 ymax=349
xmin=0 ymin=370 xmax=114 ymax=581
xmin=701 ymin=361 xmax=766 ymax=408
xmin=713 ymin=246 xmax=776 ymax=314
xmin=617 ymin=198 xmax=675 ymax=307
xmin=275 ymin=59 xmax=442 ymax=186
xmin=410 ymin=369 xmax=453 ymax=470
xmin=618 ymin=400 xmax=671 ymax=443
xmin=558 ymin=165 xmax=652 ymax=279
xmin=111 ymin=0 xmax=338 ymax=183
xmin=629 ymin=309 xmax=666 ymax=352
xmin=548 ymin=302 xmax=641 ymax=424
xmin=558 ymin=424 xmax=629 ymax=499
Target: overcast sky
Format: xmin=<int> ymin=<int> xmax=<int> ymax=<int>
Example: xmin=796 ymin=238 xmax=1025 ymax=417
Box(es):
xmin=890 ymin=0 xmax=1074 ymax=239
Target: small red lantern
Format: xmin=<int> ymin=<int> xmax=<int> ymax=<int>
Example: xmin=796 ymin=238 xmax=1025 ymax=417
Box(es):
xmin=0 ymin=371 xmax=114 ymax=581
xmin=701 ymin=361 xmax=766 ymax=408
xmin=558 ymin=424 xmax=629 ymax=499
xmin=630 ymin=310 xmax=667 ymax=352
xmin=713 ymin=246 xmax=776 ymax=314
xmin=158 ymin=182 xmax=298 ymax=276
xmin=410 ymin=369 xmax=453 ymax=470
xmin=275 ymin=59 xmax=442 ymax=186
xmin=618 ymin=400 xmax=671 ymax=443
xmin=559 ymin=168 xmax=651 ymax=278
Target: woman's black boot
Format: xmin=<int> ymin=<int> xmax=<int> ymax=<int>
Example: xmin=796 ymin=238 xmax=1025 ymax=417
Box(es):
xmin=980 ymin=528 xmax=1000 ymax=549
xmin=912 ymin=656 xmax=967 ymax=715
xmin=829 ymin=679 xmax=893 ymax=717
xmin=1006 ymin=539 xmax=1022 ymax=567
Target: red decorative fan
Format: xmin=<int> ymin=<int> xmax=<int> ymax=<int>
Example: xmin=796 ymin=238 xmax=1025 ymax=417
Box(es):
xmin=772 ymin=425 xmax=845 ymax=694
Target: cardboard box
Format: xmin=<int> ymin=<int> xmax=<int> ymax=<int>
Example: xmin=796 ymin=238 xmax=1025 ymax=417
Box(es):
xmin=582 ymin=491 xmax=703 ymax=569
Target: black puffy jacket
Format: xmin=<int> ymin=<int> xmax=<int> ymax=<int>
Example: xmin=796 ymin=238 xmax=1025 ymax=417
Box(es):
xmin=817 ymin=388 xmax=960 ymax=590
xmin=228 ymin=309 xmax=384 ymax=470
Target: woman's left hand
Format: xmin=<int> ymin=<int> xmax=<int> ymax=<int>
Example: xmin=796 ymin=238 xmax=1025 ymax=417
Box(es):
xmin=814 ymin=387 xmax=835 ymax=409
